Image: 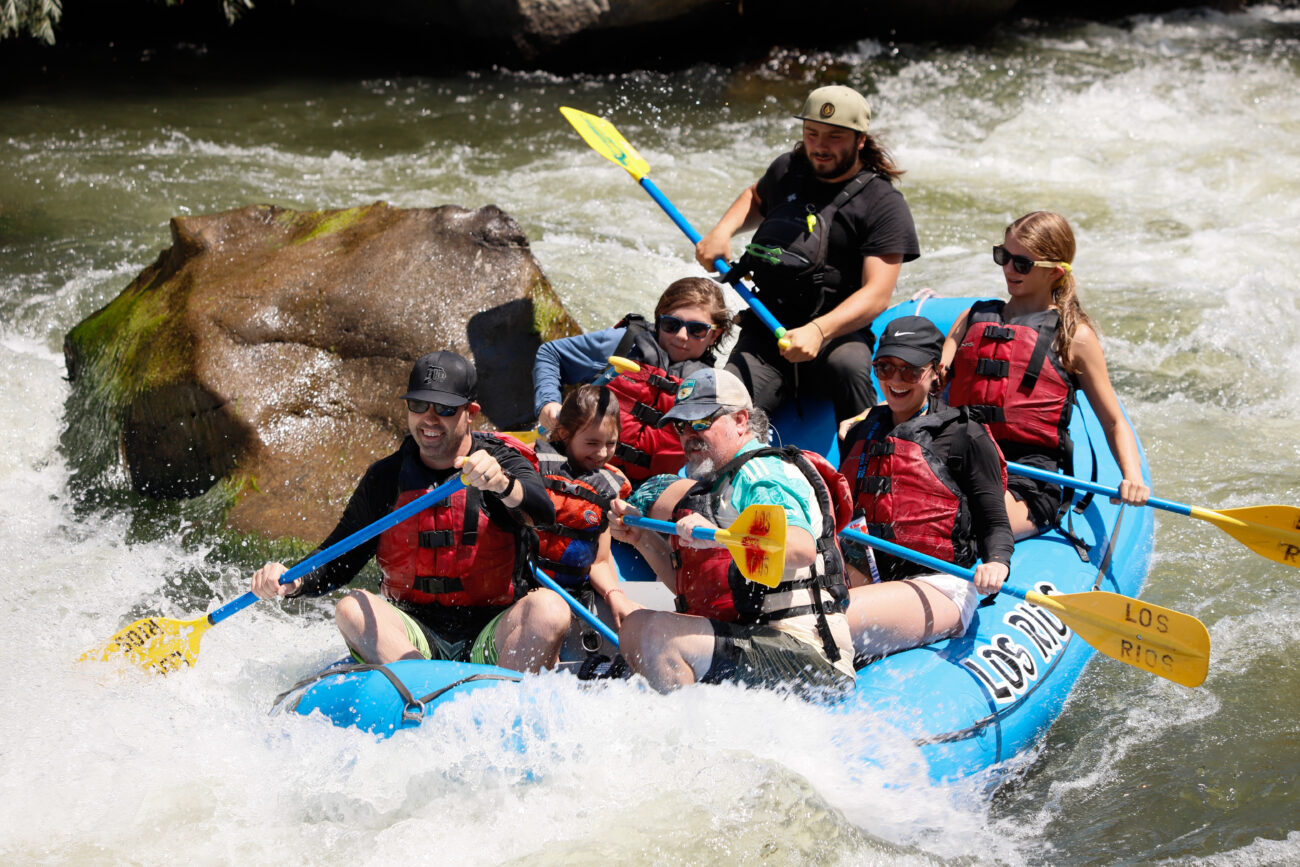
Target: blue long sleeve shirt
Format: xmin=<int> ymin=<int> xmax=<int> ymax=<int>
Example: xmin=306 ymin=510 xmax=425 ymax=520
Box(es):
xmin=532 ymin=326 xmax=628 ymax=415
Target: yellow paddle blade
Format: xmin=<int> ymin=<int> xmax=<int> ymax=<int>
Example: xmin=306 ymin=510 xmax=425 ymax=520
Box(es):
xmin=560 ymin=106 xmax=651 ymax=181
xmin=1025 ymin=589 xmax=1210 ymax=687
xmin=1189 ymin=504 xmax=1300 ymax=568
xmin=715 ymin=504 xmax=787 ymax=588
xmin=79 ymin=614 xmax=214 ymax=676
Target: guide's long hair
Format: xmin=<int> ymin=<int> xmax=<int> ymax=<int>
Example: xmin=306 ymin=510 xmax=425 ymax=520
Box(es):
xmin=1006 ymin=211 xmax=1096 ymax=373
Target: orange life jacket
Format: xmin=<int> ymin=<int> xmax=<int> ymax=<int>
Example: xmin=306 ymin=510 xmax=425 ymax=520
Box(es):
xmin=533 ymin=441 xmax=631 ymax=587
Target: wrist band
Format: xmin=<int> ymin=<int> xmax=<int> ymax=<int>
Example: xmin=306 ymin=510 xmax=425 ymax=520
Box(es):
xmin=810 ymin=319 xmax=826 ymax=341
xmin=606 ymin=587 xmax=626 ymax=600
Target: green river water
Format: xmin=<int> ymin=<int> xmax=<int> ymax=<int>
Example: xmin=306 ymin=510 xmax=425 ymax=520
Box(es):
xmin=1 ymin=6 xmax=1298 ymax=865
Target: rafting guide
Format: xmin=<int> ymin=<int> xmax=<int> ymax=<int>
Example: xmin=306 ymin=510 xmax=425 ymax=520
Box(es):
xmin=695 ymin=84 xmax=921 ymax=425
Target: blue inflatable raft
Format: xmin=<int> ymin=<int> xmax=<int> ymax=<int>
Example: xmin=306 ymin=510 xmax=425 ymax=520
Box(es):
xmin=276 ymin=296 xmax=1155 ymax=783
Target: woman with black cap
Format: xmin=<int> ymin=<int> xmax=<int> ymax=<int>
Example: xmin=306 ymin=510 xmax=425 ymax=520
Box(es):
xmin=838 ymin=316 xmax=1014 ymax=663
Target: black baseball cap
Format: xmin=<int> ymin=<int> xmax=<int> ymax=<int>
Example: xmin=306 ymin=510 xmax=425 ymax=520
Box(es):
xmin=874 ymin=316 xmax=944 ymax=367
xmin=401 ymin=351 xmax=477 ymax=406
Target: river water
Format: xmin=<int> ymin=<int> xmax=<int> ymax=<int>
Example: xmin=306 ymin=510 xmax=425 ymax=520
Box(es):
xmin=3 ymin=6 xmax=1299 ymax=865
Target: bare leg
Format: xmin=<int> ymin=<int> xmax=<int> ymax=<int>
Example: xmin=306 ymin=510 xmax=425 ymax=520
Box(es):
xmin=493 ymin=588 xmax=571 ymax=673
xmin=335 ymin=590 xmax=424 ymax=664
xmin=1005 ymin=491 xmax=1040 ymax=540
xmin=846 ymin=580 xmax=963 ymax=660
xmin=619 ymin=608 xmax=715 ymax=691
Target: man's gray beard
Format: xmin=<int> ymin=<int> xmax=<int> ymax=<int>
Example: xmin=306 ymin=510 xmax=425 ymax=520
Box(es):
xmin=686 ymin=457 xmax=715 ymax=479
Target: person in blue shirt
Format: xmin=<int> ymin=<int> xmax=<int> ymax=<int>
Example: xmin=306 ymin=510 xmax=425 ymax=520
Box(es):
xmin=533 ymin=277 xmax=733 ymax=484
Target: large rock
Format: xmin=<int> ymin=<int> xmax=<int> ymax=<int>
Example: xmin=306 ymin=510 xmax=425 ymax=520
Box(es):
xmin=63 ymin=202 xmax=579 ymax=542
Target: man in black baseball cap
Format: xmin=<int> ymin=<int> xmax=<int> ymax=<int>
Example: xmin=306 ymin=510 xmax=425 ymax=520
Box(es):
xmin=252 ymin=350 xmax=569 ymax=673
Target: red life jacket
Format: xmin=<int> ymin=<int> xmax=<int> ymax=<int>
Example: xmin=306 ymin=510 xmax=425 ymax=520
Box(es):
xmin=533 ymin=441 xmax=632 ymax=587
xmin=670 ymin=445 xmax=852 ymax=662
xmin=840 ymin=405 xmax=1007 ymax=571
xmin=604 ymin=314 xmax=711 ymax=482
xmin=946 ymin=300 xmax=1075 ymax=464
xmin=376 ymin=434 xmax=537 ymax=609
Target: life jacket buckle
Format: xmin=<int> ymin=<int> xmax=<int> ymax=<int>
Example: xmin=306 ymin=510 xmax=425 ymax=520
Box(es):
xmin=418 ymin=529 xmax=455 ymax=548
xmin=630 ymin=402 xmax=664 ymax=426
xmin=975 ymin=358 xmax=1011 ymax=378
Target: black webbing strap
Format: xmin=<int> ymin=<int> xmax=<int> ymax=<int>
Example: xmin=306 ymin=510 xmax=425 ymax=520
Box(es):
xmin=975 ymin=358 xmax=1010 ymax=378
xmin=461 ymin=487 xmax=480 ymax=546
xmin=1020 ymin=311 xmax=1060 ymax=392
xmin=631 ymin=402 xmax=664 ymax=426
xmin=413 ymin=576 xmax=464 ymax=594
xmin=272 ymin=661 xmax=520 ymax=722
xmin=614 ymin=442 xmax=652 ymax=468
xmin=419 ymin=529 xmax=454 ymax=548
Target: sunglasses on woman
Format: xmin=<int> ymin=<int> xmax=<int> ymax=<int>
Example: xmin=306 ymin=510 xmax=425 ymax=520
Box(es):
xmin=406 ymin=398 xmax=461 ymax=417
xmin=992 ymin=245 xmax=1068 ymax=275
xmin=657 ymin=315 xmax=716 ymax=340
xmin=872 ymin=361 xmax=928 ymax=383
xmin=669 ymin=410 xmax=726 ymax=434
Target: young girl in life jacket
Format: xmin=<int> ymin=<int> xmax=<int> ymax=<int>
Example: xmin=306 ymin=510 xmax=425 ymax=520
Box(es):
xmin=941 ymin=211 xmax=1150 ymax=539
xmin=532 ymin=277 xmax=734 ymax=484
xmin=840 ymin=316 xmax=1015 ymax=663
xmin=534 ymin=385 xmax=640 ymax=629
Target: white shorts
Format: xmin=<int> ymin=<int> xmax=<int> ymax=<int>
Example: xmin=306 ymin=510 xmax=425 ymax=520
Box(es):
xmin=910 ymin=572 xmax=979 ymax=635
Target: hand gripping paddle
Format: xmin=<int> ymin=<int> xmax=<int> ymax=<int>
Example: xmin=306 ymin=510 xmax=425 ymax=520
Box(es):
xmin=82 ymin=476 xmax=469 ymax=675
xmin=622 ymin=503 xmax=788 ymax=588
xmin=841 ymin=525 xmax=1211 ymax=687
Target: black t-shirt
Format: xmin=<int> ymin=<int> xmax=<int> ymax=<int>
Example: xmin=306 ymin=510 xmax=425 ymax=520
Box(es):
xmin=753 ymin=150 xmax=921 ymax=320
xmin=842 ymin=405 xmax=1013 ymax=581
xmin=293 ymin=432 xmax=553 ymax=598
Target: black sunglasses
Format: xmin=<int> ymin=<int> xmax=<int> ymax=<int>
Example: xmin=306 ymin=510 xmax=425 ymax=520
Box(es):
xmin=992 ymin=245 xmax=1065 ymax=276
xmin=872 ymin=360 xmax=928 ymax=383
xmin=657 ymin=314 xmax=716 ymax=340
xmin=406 ymin=398 xmax=461 ymax=417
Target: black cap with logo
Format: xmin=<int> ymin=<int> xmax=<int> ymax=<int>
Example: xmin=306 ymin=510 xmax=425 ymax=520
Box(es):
xmin=401 ymin=350 xmax=477 ymax=406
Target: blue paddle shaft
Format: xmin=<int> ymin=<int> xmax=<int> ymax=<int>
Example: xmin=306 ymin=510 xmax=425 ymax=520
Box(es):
xmin=590 ymin=363 xmax=621 ymax=387
xmin=840 ymin=525 xmax=1029 ymax=603
xmin=621 ymin=513 xmax=720 ymax=542
xmin=531 ymin=566 xmax=620 ymax=648
xmin=637 ymin=176 xmax=788 ymax=339
xmin=1006 ymin=461 xmax=1190 ymax=516
xmin=207 ymin=476 xmax=469 ymax=626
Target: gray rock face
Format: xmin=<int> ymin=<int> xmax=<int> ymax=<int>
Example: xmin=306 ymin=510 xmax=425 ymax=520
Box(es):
xmin=64 ymin=202 xmax=579 ymax=541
